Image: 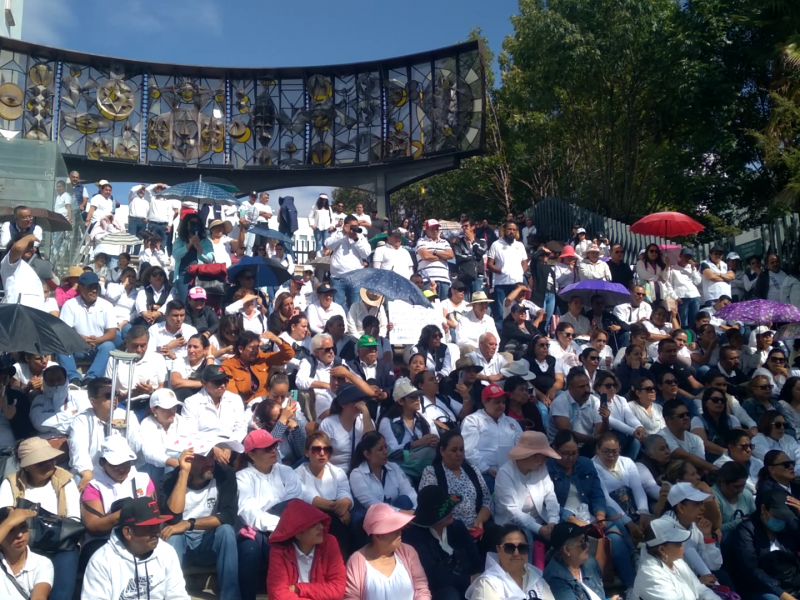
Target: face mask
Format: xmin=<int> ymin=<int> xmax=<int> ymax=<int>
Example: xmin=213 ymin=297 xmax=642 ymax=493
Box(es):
xmin=43 ymin=382 xmax=68 ymax=402
xmin=766 ymin=516 xmax=786 ymax=532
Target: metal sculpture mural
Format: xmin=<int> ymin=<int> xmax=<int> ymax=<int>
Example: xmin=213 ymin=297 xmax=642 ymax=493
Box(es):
xmin=0 ymin=37 xmax=484 ymax=179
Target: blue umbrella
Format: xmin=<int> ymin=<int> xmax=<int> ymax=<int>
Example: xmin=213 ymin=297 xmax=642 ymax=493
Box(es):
xmin=227 ymin=256 xmax=292 ymax=287
xmin=159 ymin=179 xmax=239 ymax=206
xmin=558 ymin=281 xmax=631 ymax=306
xmin=340 ymin=268 xmax=430 ymax=308
xmin=249 ymin=225 xmax=293 ymax=245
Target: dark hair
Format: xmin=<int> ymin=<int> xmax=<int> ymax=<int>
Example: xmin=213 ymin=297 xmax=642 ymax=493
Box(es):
xmin=556 ymin=321 xmax=575 ymax=334
xmin=88 ymin=377 xmax=113 ymax=399
xmin=288 ymin=313 xmax=308 ymax=333
xmin=362 ymin=315 xmax=380 ymax=330
xmin=412 ymin=370 xmax=434 ymax=388
xmin=165 ymin=299 xmax=185 ymax=314
xmin=323 ymin=315 xmax=345 ymax=334
xmin=662 ymin=398 xmax=686 ymax=419
xmin=495 ymin=524 xmax=526 ymax=548
xmin=628 ymin=322 xmax=649 ymax=340
xmin=697 ymin=324 xmax=716 ymax=339
xmin=657 ymin=338 xmax=677 ymax=352
xmin=597 ymin=431 xmax=620 ymax=448
xmin=594 ymin=371 xmax=620 ymax=394
xmin=177 ymin=213 xmax=205 ymax=242
xmin=624 ymin=344 xmax=645 ymax=360
xmin=757 ymin=410 xmax=783 ymax=436
xmin=725 ymin=428 xmax=750 ymax=446
xmin=642 ymin=243 xmax=666 ymax=271
xmin=218 ymin=314 xmax=241 ymax=343
xmin=417 ymin=325 xmax=443 ymax=349
xmin=628 ymin=376 xmax=656 ymax=401
xmin=758 ymin=449 xmax=790 ymax=487
xmin=566 ymin=367 xmax=588 ymax=386
xmin=117 ymin=252 xmax=131 ymax=262
xmin=349 ymin=431 xmax=385 ymax=472
xmin=235 ymin=331 xmax=261 ymax=354
xmin=344 ymin=215 xmax=358 ymax=226
xmin=126 ymin=325 xmax=149 ymax=341
xmin=699 ymin=387 xmax=732 ymax=440
xmin=434 ymin=429 xmax=463 ymax=464
xmin=188 ymin=333 xmax=210 ymax=349
xmin=503 ymin=375 xmax=527 ymax=394
xmin=704 ymin=369 xmax=727 ymax=387
xmin=718 ymin=461 xmax=748 ymax=484
xmin=552 ymin=429 xmax=578 ymax=450
xmin=316 ymin=195 xmax=330 ymax=210
xmin=119 ymin=266 xmax=137 ymax=281
xmin=720 ymin=345 xmax=739 ymax=360
xmin=779 ymin=377 xmax=800 ymax=402
xmin=580 ymin=346 xmax=599 ymax=362
xmin=671 ymin=329 xmax=688 ymax=340
xmin=268 ymin=368 xmax=290 ymax=390
xmin=695 ymin=311 xmax=710 ymax=322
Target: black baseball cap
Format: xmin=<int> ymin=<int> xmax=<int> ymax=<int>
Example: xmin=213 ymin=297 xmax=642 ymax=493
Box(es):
xmin=119 ymin=497 xmax=170 ymax=527
xmin=550 ymin=522 xmax=592 ymax=549
xmin=78 ymin=272 xmax=100 ymax=286
xmin=757 ymin=489 xmax=795 ymax=521
xmin=201 ymin=365 xmax=231 ymax=383
xmin=317 ymin=284 xmax=334 ymax=294
xmin=451 ymin=280 xmax=466 ymax=291
xmin=290 ymin=275 xmax=303 ymax=284
xmin=510 ymin=303 xmax=528 ymax=314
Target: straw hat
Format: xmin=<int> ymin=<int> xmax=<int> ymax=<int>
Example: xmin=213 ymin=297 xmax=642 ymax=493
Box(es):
xmin=360 ymin=288 xmax=384 ymax=307
xmin=507 ymin=431 xmax=561 ymax=461
xmin=63 ymin=265 xmax=84 ymax=282
xmin=208 ymin=219 xmax=233 ymax=235
xmin=467 ymin=291 xmax=494 ymax=305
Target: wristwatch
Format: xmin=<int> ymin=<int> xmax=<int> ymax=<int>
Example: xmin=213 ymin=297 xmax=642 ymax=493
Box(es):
xmin=188 ymin=518 xmax=196 ymax=532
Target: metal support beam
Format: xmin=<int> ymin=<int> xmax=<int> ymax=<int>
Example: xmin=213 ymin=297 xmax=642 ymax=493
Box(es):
xmin=376 ymin=172 xmax=389 ymax=219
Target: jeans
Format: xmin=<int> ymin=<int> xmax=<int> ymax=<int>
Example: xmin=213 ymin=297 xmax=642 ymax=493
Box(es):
xmin=173 ymin=270 xmax=193 ymax=304
xmin=244 ymin=230 xmax=256 ymax=256
xmin=127 ymin=217 xmax=147 ymax=254
xmin=470 ymin=276 xmax=486 ymax=300
xmin=493 ymin=284 xmax=516 ymax=327
xmin=542 ymin=292 xmax=556 ymax=334
xmin=105 ymin=256 xmax=118 ymax=271
xmin=331 ymin=275 xmax=361 ymax=309
xmin=168 ymin=524 xmax=240 ymax=600
xmin=57 ymin=340 xmax=116 ymax=382
xmin=482 ymin=473 xmax=496 ymax=494
xmin=617 ymin=431 xmax=641 ymax=461
xmin=146 ymin=221 xmax=169 ymax=247
xmin=678 ymin=296 xmax=700 ymax=329
xmin=313 ymin=228 xmax=330 ymax=253
xmin=606 ymin=524 xmax=636 ymax=588
xmin=49 ymin=547 xmax=80 ymax=600
xmin=237 ymin=530 xmax=270 ymax=600
xmin=436 ymin=280 xmax=451 ymax=303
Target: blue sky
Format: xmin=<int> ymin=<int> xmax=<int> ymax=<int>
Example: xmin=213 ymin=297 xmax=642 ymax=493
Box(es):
xmin=22 ymin=0 xmax=519 ymax=213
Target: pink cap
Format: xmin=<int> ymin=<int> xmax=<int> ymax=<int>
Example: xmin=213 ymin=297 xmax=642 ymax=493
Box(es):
xmin=243 ymin=430 xmax=282 ymax=454
xmin=362 ymin=503 xmax=415 ymax=535
xmin=188 ymin=287 xmax=207 ymax=299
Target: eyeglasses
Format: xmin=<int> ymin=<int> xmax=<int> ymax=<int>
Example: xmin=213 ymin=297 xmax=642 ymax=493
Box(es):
xmin=567 ymin=537 xmax=590 ymax=550
xmin=558 ymin=451 xmax=578 ymax=459
xmin=600 ymin=449 xmax=620 ymax=457
xmin=773 ymin=421 xmax=786 ymax=429
xmin=672 ymin=411 xmax=690 ymax=419
xmin=319 ymin=346 xmax=335 ymax=353
xmin=638 ymin=386 xmax=656 ymax=393
xmin=536 ymin=343 xmax=549 ymax=348
xmin=600 ymin=382 xmax=618 ymax=390
xmin=662 ymin=379 xmax=678 ymax=385
xmin=734 ymin=443 xmax=754 ymax=451
xmin=708 ymin=396 xmax=726 ymax=404
xmin=264 ymin=444 xmax=280 ymax=453
xmin=561 ymin=332 xmax=574 ymax=338
xmin=587 ymin=356 xmax=600 ymax=362
xmin=501 ymin=543 xmax=530 ymax=555
xmin=431 ymin=333 xmax=443 ymax=339
xmin=773 ymin=460 xmax=795 ymax=469
xmin=634 ymin=292 xmax=646 ymax=297
xmin=256 ymin=247 xmax=266 ymax=253
xmin=309 ymin=445 xmax=333 ymax=455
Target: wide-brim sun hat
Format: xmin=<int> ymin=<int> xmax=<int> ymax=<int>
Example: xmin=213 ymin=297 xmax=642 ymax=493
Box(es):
xmin=559 ymin=246 xmax=577 ymax=260
xmin=507 ymin=431 xmax=561 ymax=461
xmin=467 ymin=291 xmax=494 ymax=305
xmin=208 ymin=219 xmax=233 ymax=235
xmin=360 ymin=288 xmax=384 ymax=307
xmin=18 ymin=437 xmax=65 ymax=468
xmin=500 ymin=360 xmax=535 ymax=380
xmin=363 ymin=503 xmax=415 ymax=535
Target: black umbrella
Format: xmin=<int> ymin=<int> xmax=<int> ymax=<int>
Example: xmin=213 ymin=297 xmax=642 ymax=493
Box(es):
xmin=0 ymin=207 xmax=71 ymax=232
xmin=0 ymin=304 xmax=91 ymax=355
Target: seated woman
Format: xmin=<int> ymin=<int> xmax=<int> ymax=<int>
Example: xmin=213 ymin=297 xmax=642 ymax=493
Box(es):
xmin=743 ymin=374 xmax=795 ymax=437
xmin=614 ymin=342 xmax=655 ymax=399
xmin=632 ymin=519 xmax=718 ymax=600
xmin=319 ymin=384 xmax=376 ymax=470
xmin=411 ymin=325 xmax=454 ymax=380
xmin=752 ymin=410 xmax=800 ymax=470
xmin=690 ymin=387 xmax=741 ymax=462
xmin=377 ymin=378 xmax=439 ymax=472
xmin=756 ymin=449 xmax=800 ymax=499
xmin=416 ymin=369 xmax=471 ymax=432
xmin=495 ymin=431 xmax=561 ymax=568
xmin=266 ymin=499 xmax=346 ymax=600
xmin=522 ymin=334 xmax=561 ymax=406
xmin=612 ymin=322 xmax=650 ymax=368
xmin=248 ymin=370 xmax=308 ymax=466
xmin=12 ymin=352 xmax=53 ymax=396
xmin=402 ymin=487 xmax=482 ymax=600
xmin=225 ymin=268 xmax=270 ymax=310
xmin=465 ymin=524 xmax=555 ymax=600
xmin=344 ymin=503 xmax=431 ymax=600
xmin=548 ymin=430 xmax=636 ymax=589
xmin=0 ymin=438 xmax=78 ymax=600
xmin=295 ymin=431 xmax=353 ymax=555
xmin=138 ymin=389 xmax=191 ymax=481
xmin=236 ymin=430 xmax=312 ymax=600
xmin=636 ymin=434 xmax=672 ymax=514
xmin=132 ymin=266 xmax=173 ymax=326
xmin=226 ymin=290 xmax=269 ymax=335
xmin=712 ymin=428 xmax=762 ymax=494
xmin=628 ymin=376 xmax=666 ymax=435
xmin=503 ymin=374 xmax=546 ymax=433
xmin=78 ymin=436 xmax=154 ymax=573
xmin=542 ymin=522 xmax=607 ymax=600
xmin=170 ymin=333 xmax=215 ymax=401
xmin=279 ymin=314 xmax=312 ymax=375
xmin=268 ymin=292 xmax=296 ymax=337
xmin=701 ymin=369 xmax=756 ymax=433
xmin=662 ymin=459 xmax=723 ymax=529
xmin=595 ymin=371 xmax=645 ymax=459
xmin=754 ymin=347 xmax=791 ymax=398
xmin=104 ymin=266 xmax=139 ymax=339
xmin=324 ymin=315 xmax=357 ymax=361
xmin=690 ymin=324 xmax=719 ymax=378
xmin=500 ymin=303 xmax=540 ymax=359
xmin=221 ymin=330 xmax=294 ymax=406
xmin=0 ymin=506 xmax=53 ymax=600
xmin=711 ymin=461 xmax=755 ymax=538
xmin=349 ymin=431 xmax=417 ymax=512
xmin=209 ymin=314 xmax=241 ymax=363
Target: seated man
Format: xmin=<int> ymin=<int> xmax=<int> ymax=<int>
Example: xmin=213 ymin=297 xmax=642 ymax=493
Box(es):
xmin=467 ymin=332 xmax=508 ymax=386
xmin=295 ymin=333 xmax=336 ymax=419
xmin=649 ymin=338 xmax=703 ymax=399
xmin=659 ymin=398 xmax=717 ymax=473
xmin=611 ymin=285 xmax=652 ymax=327
xmin=68 ymin=377 xmax=142 ymax=491
xmin=146 ymin=300 xmax=198 ymax=370
xmin=81 ymin=497 xmax=189 ymax=600
xmin=455 ymin=292 xmax=498 ymax=353
xmin=547 ymin=368 xmax=610 ymax=453
xmin=160 ymin=444 xmax=240 ymax=600
xmin=104 ymin=325 xmax=167 ymax=414
xmin=184 ymin=286 xmax=220 ymax=338
xmin=346 ymin=334 xmax=396 ymax=421
xmin=56 ymin=272 xmax=118 ymax=387
xmin=346 ymin=290 xmax=389 ymax=338
xmin=585 ymin=294 xmax=627 ymax=352
xmin=29 ymin=364 xmax=90 ymax=436
xmin=716 ymin=345 xmax=749 ymax=399
xmin=305 ymin=284 xmax=346 ymax=334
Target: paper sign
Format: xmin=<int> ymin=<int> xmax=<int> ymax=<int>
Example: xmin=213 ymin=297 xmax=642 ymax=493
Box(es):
xmin=388 ymin=300 xmax=444 ymax=345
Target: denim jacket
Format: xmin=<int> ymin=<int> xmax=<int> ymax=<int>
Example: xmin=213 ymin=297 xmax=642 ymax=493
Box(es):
xmin=547 ymin=456 xmax=609 ymax=521
xmin=543 ymin=554 xmax=606 ymax=600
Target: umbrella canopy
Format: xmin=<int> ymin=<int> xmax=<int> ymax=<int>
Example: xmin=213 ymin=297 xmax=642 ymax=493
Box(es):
xmin=159 ymin=179 xmax=239 ymax=206
xmin=0 ymin=207 xmax=71 ymax=232
xmin=437 ymin=220 xmax=462 ymax=231
xmin=227 ymin=256 xmax=292 ymax=288
xmin=630 ymin=212 xmax=704 ymax=238
xmin=249 ymin=226 xmax=293 ymax=246
xmin=557 ymin=281 xmax=631 ymax=306
xmin=0 ymin=304 xmax=91 ymax=355
xmin=339 ymin=268 xmax=430 ymax=308
xmin=98 ymin=232 xmax=142 ymax=246
xmin=202 ymin=176 xmax=240 ymax=194
xmin=713 ymin=299 xmax=800 ymax=325
xmin=368 ymin=232 xmax=409 ymax=249
xmin=776 ymin=323 xmax=800 ymax=342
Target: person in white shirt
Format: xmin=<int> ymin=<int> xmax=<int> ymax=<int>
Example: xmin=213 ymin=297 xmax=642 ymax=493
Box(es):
xmin=461 ymin=384 xmax=523 ymax=483
xmin=455 ymin=292 xmax=499 ymax=353
xmin=125 ymin=184 xmax=151 ymax=248
xmin=0 ymin=506 xmax=54 ymax=600
xmin=225 ymin=291 xmax=269 ymax=335
xmin=577 ymin=245 xmax=612 ymax=281
xmin=146 ymin=300 xmax=199 ymax=370
xmin=53 ymin=179 xmax=73 ymax=222
xmin=349 ymin=430 xmax=417 ymax=510
xmin=416 ymin=219 xmax=456 ymax=300
xmin=572 ymin=228 xmax=592 ymax=259
xmin=659 ymin=399 xmax=717 ymax=473
xmin=700 ymin=246 xmax=735 ymax=305
xmin=138 ymin=388 xmax=189 ymax=480
xmin=352 ymin=203 xmax=372 ymax=227
xmin=308 ymin=193 xmax=334 ymax=252
xmin=84 ymin=181 xmax=114 ymax=227
xmin=594 ymin=371 xmax=646 ymax=456
xmin=275 ymin=276 xmax=308 ymax=315
xmin=373 ymin=229 xmax=414 ymax=278
xmin=559 ymin=296 xmax=592 ymax=337
xmin=467 ymin=333 xmax=508 ymax=386
xmin=411 ymin=324 xmax=456 ymax=380
xmin=138 ymin=234 xmax=174 ymax=276
xmin=319 ymin=383 xmax=376 ymax=470
xmin=104 ymin=325 xmax=167 ymax=408
xmin=104 ymin=266 xmax=139 ymax=335
xmin=29 ymin=365 xmax=89 ymax=437
xmin=486 ymin=221 xmax=528 ymax=326
xmin=305 ymin=284 xmax=347 ymax=334
xmin=612 ymin=285 xmax=653 ymax=328
xmin=346 ymin=289 xmax=389 ymax=338
xmin=325 ymin=215 xmax=372 ymax=308
xmin=133 ymin=266 xmax=174 ymax=326
xmin=330 ymin=200 xmax=347 ymax=232
xmin=547 ymin=369 xmax=610 ymax=446
xmin=669 ymin=249 xmax=702 ymax=329
xmin=208 ymin=218 xmax=241 ymax=267
xmin=0 ymin=205 xmax=44 ymax=250
xmin=55 ymin=271 xmax=118 ymax=385
xmin=0 ymin=232 xmax=44 ymax=310
xmin=377 ymin=378 xmax=439 ymax=455
xmin=145 ymin=183 xmax=177 ymax=249
xmin=295 ymin=334 xmax=337 ymax=418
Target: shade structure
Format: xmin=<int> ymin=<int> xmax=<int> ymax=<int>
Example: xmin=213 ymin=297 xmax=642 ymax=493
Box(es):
xmin=226 ymin=256 xmax=292 ymax=288
xmin=159 ymin=179 xmax=239 ymax=206
xmin=0 ymin=207 xmax=71 ymax=232
xmin=0 ymin=304 xmax=91 ymax=355
xmin=557 ymin=281 xmax=631 ymax=306
xmin=339 ymin=268 xmax=430 ymax=308
xmin=630 ymin=212 xmax=704 ymax=238
xmin=713 ymin=299 xmax=800 ymax=325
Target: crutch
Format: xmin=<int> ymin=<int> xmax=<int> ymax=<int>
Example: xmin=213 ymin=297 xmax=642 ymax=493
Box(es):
xmin=106 ymin=350 xmax=141 ymax=440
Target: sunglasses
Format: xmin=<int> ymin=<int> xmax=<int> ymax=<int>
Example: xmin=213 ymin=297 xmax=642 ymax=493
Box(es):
xmin=708 ymin=396 xmax=726 ymax=404
xmin=770 ymin=357 xmax=785 ymax=363
xmin=501 ymin=543 xmax=530 ymax=555
xmin=638 ymin=386 xmax=656 ymax=393
xmin=600 ymin=382 xmax=618 ymax=389
xmin=431 ymin=333 xmax=443 ymax=339
xmin=773 ymin=422 xmax=786 ymax=429
xmin=309 ymin=445 xmax=333 ymax=455
xmin=734 ymin=443 xmax=754 ymax=451
xmin=536 ymin=343 xmax=549 ymax=348
xmin=586 ymin=356 xmax=600 ymax=362
xmin=672 ymin=411 xmax=690 ymax=419
xmin=634 ymin=292 xmax=646 ymax=297
xmin=319 ymin=346 xmax=335 ymax=353
xmin=561 ymin=332 xmax=574 ymax=338
xmin=773 ymin=460 xmax=795 ymax=469
xmin=662 ymin=378 xmax=678 ymax=385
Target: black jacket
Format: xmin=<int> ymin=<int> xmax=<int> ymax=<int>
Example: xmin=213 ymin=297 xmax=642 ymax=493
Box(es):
xmin=184 ymin=305 xmax=220 ymax=336
xmin=755 ymin=269 xmax=787 ymax=300
xmin=607 ymin=259 xmax=634 ymax=289
xmin=159 ymin=463 xmax=238 ymax=527
xmin=530 ymin=249 xmax=556 ymax=306
xmin=346 ymin=359 xmax=396 ymax=420
xmin=451 ymin=235 xmax=486 ymax=282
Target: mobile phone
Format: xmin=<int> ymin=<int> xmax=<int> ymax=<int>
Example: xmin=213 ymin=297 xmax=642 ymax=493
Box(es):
xmin=175 ymin=332 xmax=183 ymax=339
xmin=599 ymin=393 xmax=608 ymax=408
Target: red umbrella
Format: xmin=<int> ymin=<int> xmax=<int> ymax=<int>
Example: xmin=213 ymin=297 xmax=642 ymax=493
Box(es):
xmin=629 ymin=212 xmax=704 ymax=238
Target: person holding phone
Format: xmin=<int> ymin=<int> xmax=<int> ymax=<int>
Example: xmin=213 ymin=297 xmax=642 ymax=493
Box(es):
xmin=249 ymin=371 xmax=307 ymax=465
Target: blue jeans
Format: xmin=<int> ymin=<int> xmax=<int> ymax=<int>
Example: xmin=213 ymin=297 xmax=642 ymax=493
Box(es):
xmin=493 ymin=284 xmax=516 ymax=327
xmin=168 ymin=524 xmax=240 ymax=600
xmin=678 ymin=296 xmax=700 ymax=329
xmin=470 ymin=276 xmax=486 ymax=300
xmin=436 ymin=280 xmax=451 ymax=303
xmin=606 ymin=524 xmax=636 ymax=588
xmin=483 ymin=473 xmax=496 ymax=494
xmin=542 ymin=292 xmax=556 ymax=334
xmin=57 ymin=340 xmax=116 ymax=382
xmin=331 ymin=276 xmax=361 ymax=309
xmin=313 ymin=228 xmax=330 ymax=253
xmin=173 ymin=270 xmax=193 ymax=304
xmin=617 ymin=432 xmax=641 ymax=461
xmin=49 ymin=547 xmax=79 ymax=600
xmin=127 ymin=217 xmax=147 ymax=254
xmin=237 ymin=530 xmax=270 ymax=600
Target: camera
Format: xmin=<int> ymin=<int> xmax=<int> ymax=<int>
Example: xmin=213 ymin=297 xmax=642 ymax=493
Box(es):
xmin=348 ymin=225 xmax=363 ymax=235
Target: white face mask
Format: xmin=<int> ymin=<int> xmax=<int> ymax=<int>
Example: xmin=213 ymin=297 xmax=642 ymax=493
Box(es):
xmin=43 ymin=382 xmax=69 ymax=402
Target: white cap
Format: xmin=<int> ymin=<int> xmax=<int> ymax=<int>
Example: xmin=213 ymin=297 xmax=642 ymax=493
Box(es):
xmin=165 ymin=435 xmax=245 ymax=458
xmin=100 ymin=435 xmax=137 ymax=466
xmin=97 ymin=179 xmax=110 ymax=186
xmin=392 ymin=377 xmax=424 ymax=402
xmin=576 ymin=227 xmax=586 ymax=234
xmin=150 ymin=388 xmax=181 ymax=410
xmin=318 ymin=193 xmax=329 ymax=200
xmin=726 ymin=252 xmax=741 ymax=261
xmin=753 ymin=325 xmax=776 ymax=336
xmin=645 ymin=518 xmax=692 ymax=547
xmin=667 ymin=482 xmax=711 ymax=506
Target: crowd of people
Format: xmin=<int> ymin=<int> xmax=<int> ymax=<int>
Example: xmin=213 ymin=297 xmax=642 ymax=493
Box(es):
xmin=1 ymin=178 xmax=800 ymax=600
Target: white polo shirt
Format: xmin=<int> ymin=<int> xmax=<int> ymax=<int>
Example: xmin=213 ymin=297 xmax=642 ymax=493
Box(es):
xmin=0 ymin=549 xmax=53 ymax=600
xmin=0 ymin=253 xmax=44 ymax=310
xmin=146 ymin=322 xmax=198 ymax=365
xmin=60 ymin=296 xmax=116 ymax=337
xmin=547 ymin=393 xmax=603 ymax=442
xmin=305 ymin=300 xmax=347 ymax=334
xmin=487 ymin=238 xmax=528 ymax=286
xmin=182 ymin=388 xmax=248 ymax=443
xmin=103 ymin=351 xmax=167 ymax=399
xmin=700 ymin=260 xmax=731 ymax=303
xmin=147 ymin=194 xmax=175 ymax=224
xmin=466 ymin=350 xmax=509 ymax=386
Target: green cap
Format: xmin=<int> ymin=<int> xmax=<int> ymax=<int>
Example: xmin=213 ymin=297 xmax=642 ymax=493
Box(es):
xmin=357 ymin=334 xmax=380 ymax=348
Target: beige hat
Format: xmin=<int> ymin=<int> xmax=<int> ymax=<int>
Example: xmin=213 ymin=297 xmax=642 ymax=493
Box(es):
xmin=208 ymin=219 xmax=233 ymax=235
xmin=360 ymin=288 xmax=384 ymax=307
xmin=63 ymin=265 xmax=84 ymax=281
xmin=467 ymin=291 xmax=494 ymax=305
xmin=18 ymin=437 xmax=65 ymax=468
xmin=507 ymin=431 xmax=561 ymax=461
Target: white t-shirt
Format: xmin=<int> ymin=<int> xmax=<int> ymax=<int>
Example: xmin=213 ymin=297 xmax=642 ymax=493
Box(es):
xmin=0 ymin=477 xmax=81 ymax=520
xmin=212 ymin=236 xmax=234 ymax=267
xmin=88 ymin=194 xmax=114 ymax=223
xmin=0 ymin=549 xmax=53 ymax=600
xmin=487 ymin=238 xmax=528 ymax=286
xmin=659 ymin=427 xmax=707 ymax=460
xmin=547 ymin=393 xmax=603 ymax=442
xmin=700 ymin=260 xmax=731 ymax=303
xmin=183 ymin=479 xmax=219 ymax=520
xmin=54 ymin=193 xmax=72 ymax=219
xmin=373 ymin=245 xmax=414 ymax=279
xmin=0 ymin=253 xmax=45 ymax=310
xmin=319 ymin=414 xmax=365 ymax=469
xmin=354 ymin=213 xmax=372 ymax=225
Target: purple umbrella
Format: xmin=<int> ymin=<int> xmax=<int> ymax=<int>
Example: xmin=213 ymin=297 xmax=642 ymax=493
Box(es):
xmin=558 ymin=281 xmax=631 ymax=307
xmin=712 ymin=299 xmax=800 ymax=325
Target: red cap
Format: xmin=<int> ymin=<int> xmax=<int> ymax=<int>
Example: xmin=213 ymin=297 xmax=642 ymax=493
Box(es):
xmin=482 ymin=384 xmax=507 ymax=401
xmin=243 ymin=429 xmax=282 ymax=454
xmin=423 ymin=219 xmax=440 ymax=229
